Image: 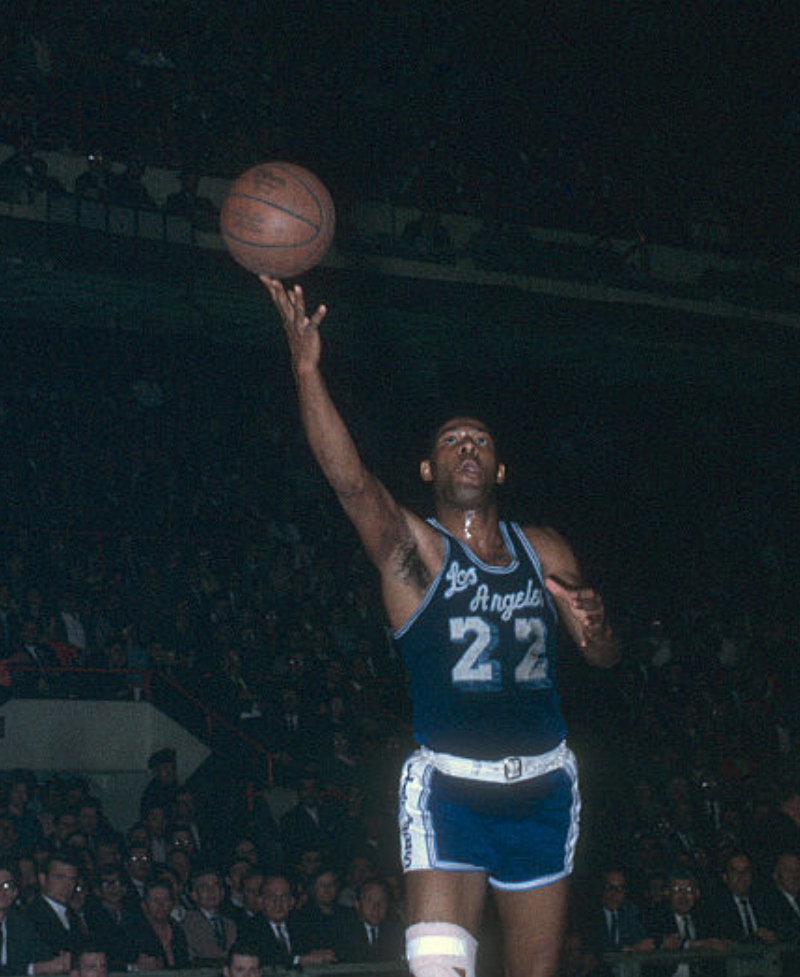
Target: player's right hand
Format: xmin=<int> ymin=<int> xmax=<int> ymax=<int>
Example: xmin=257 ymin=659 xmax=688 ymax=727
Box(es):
xmin=260 ymin=275 xmax=327 ymax=374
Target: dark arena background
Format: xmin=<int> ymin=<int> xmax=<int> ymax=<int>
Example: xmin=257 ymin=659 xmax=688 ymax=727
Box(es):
xmin=1 ymin=3 xmax=800 ymax=976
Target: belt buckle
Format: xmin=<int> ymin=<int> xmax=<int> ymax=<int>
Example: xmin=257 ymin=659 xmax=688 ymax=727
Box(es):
xmin=504 ymin=757 xmax=522 ymax=781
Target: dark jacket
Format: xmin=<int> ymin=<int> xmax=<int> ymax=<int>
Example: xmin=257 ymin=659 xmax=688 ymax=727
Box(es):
xmin=0 ymin=909 xmax=55 ymax=975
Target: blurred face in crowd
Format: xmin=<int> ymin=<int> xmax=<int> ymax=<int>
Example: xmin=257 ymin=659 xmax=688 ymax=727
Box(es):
xmin=78 ymin=805 xmax=99 ymax=836
xmin=143 ymin=883 xmax=174 ymax=925
xmin=0 ymin=869 xmax=19 ymax=918
xmin=313 ymin=871 xmax=339 ymax=910
xmin=41 ymin=858 xmax=78 ymax=906
xmin=0 ymin=817 xmax=19 ymax=853
xmin=225 ymin=859 xmax=251 ymax=899
xmin=601 ymin=871 xmax=628 ymax=912
xmin=126 ymin=846 xmax=153 ymax=882
xmin=242 ymin=872 xmax=265 ymax=915
xmin=356 ymin=881 xmax=389 ymax=927
xmin=723 ymin=854 xmax=754 ymax=897
xmin=773 ymin=853 xmax=800 ymax=897
xmin=74 ymin=952 xmax=109 ymax=977
xmin=97 ymin=870 xmax=127 ymax=909
xmin=298 ymin=849 xmax=322 ymax=880
xmin=666 ymin=875 xmax=699 ymax=916
xmin=234 ymin=840 xmax=259 ymax=865
xmin=192 ymin=872 xmax=223 ymax=912
xmin=144 ymin=806 xmax=166 ymax=838
xmin=261 ymin=877 xmax=294 ymax=924
xmin=224 ymin=953 xmax=261 ymax=977
xmin=169 ymin=827 xmax=195 ymax=857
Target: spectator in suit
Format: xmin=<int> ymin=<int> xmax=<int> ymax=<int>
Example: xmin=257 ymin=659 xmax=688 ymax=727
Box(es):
xmin=291 ymin=867 xmax=350 ymax=962
xmin=26 ymin=854 xmax=84 ymax=960
xmin=239 ymin=874 xmax=334 ymax=970
xmin=339 ymin=877 xmax=404 ymax=964
xmin=82 ymin=866 xmax=137 ymax=970
xmin=587 ymin=868 xmax=652 ymax=954
xmin=180 ymin=866 xmax=236 ymax=964
xmin=227 ymin=868 xmax=264 ymax=931
xmin=648 ymin=867 xmax=730 ymax=969
xmin=123 ymin=880 xmax=190 ymax=970
xmin=121 ymin=844 xmax=153 ymax=908
xmin=279 ymin=772 xmax=334 ymax=866
xmin=761 ymin=851 xmax=800 ymax=941
xmin=711 ymin=852 xmax=776 ymax=944
xmin=0 ymin=862 xmax=67 ymax=975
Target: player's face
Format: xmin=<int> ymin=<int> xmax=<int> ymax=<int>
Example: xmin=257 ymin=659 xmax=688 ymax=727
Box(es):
xmin=421 ymin=417 xmax=505 ymax=506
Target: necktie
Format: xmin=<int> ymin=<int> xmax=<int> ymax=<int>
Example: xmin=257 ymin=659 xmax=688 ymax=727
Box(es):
xmin=739 ymin=898 xmax=756 ymax=936
xmin=609 ymin=911 xmax=619 ymax=947
xmin=211 ymin=916 xmax=226 ymax=948
xmin=368 ymin=925 xmax=377 ymax=945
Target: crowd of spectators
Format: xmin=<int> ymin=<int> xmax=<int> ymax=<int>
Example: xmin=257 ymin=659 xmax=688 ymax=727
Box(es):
xmin=1 ymin=6 xmax=799 ymax=968
xmin=2 ymin=2 xmax=800 ymax=256
xmin=0 ymin=308 xmax=798 ymax=977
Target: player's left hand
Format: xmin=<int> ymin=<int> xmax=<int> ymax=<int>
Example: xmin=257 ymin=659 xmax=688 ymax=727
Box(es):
xmin=544 ymin=577 xmax=610 ymax=649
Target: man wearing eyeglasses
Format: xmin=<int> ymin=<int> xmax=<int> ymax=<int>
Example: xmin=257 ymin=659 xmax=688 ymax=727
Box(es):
xmin=0 ymin=863 xmax=70 ymax=975
xmin=650 ymin=869 xmax=730 ymax=976
xmin=591 ymin=868 xmax=652 ymax=954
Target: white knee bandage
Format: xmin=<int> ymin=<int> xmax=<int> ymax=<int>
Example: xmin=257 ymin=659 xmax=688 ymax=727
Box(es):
xmin=406 ymin=922 xmax=477 ymax=977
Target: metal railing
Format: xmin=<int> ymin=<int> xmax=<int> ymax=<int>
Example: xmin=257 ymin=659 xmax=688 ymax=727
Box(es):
xmin=603 ymin=941 xmax=793 ymax=977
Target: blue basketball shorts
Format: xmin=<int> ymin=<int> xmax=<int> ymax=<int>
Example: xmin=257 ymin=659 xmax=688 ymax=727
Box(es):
xmin=398 ymin=743 xmax=580 ymax=890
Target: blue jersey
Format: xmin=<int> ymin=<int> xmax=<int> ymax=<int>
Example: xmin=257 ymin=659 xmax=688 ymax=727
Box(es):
xmin=393 ymin=520 xmax=565 ymax=759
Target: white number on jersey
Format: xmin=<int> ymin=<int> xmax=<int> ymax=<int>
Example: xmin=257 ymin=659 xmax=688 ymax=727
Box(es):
xmin=449 ymin=615 xmax=551 ymax=691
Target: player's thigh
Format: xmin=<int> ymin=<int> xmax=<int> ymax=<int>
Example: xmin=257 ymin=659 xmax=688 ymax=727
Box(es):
xmin=493 ymin=877 xmax=569 ymax=977
xmin=406 ymin=868 xmax=487 ymax=934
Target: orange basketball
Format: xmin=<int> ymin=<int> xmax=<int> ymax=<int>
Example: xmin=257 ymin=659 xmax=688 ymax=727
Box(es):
xmin=220 ymin=161 xmax=335 ymax=277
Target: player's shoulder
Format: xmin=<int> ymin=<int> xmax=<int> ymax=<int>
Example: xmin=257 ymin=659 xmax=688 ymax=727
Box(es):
xmin=518 ymin=524 xmax=579 ymax=577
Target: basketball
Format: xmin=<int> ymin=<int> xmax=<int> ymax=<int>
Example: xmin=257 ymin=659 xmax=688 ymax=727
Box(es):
xmin=219 ymin=161 xmax=335 ymax=277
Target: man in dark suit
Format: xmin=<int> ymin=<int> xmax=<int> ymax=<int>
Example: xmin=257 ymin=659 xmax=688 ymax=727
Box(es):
xmin=711 ymin=852 xmax=776 ymax=945
xmin=0 ymin=863 xmax=67 ymax=975
xmin=587 ymin=869 xmax=652 ymax=954
xmin=239 ymin=874 xmax=335 ymax=969
xmin=761 ymin=852 xmax=800 ymax=942
xmin=26 ymin=854 xmax=84 ymax=960
xmin=279 ymin=772 xmax=335 ymax=866
xmin=648 ymin=868 xmax=730 ymax=977
xmin=339 ymin=877 xmax=404 ymax=964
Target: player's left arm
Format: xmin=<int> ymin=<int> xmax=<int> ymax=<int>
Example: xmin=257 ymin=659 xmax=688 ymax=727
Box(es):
xmin=524 ymin=526 xmax=620 ymax=668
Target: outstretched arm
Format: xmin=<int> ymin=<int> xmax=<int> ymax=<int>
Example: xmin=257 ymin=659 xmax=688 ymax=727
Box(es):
xmin=261 ymin=276 xmax=416 ymax=571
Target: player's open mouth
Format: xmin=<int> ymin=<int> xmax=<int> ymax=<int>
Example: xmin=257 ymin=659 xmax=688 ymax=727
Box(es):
xmin=459 ymin=460 xmax=481 ymax=476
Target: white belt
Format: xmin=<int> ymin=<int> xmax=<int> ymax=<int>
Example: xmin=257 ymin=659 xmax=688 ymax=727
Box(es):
xmin=420 ymin=741 xmax=570 ymax=783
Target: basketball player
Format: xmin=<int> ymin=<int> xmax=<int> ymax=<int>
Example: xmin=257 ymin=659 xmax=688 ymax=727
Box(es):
xmin=261 ymin=276 xmax=619 ymax=977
